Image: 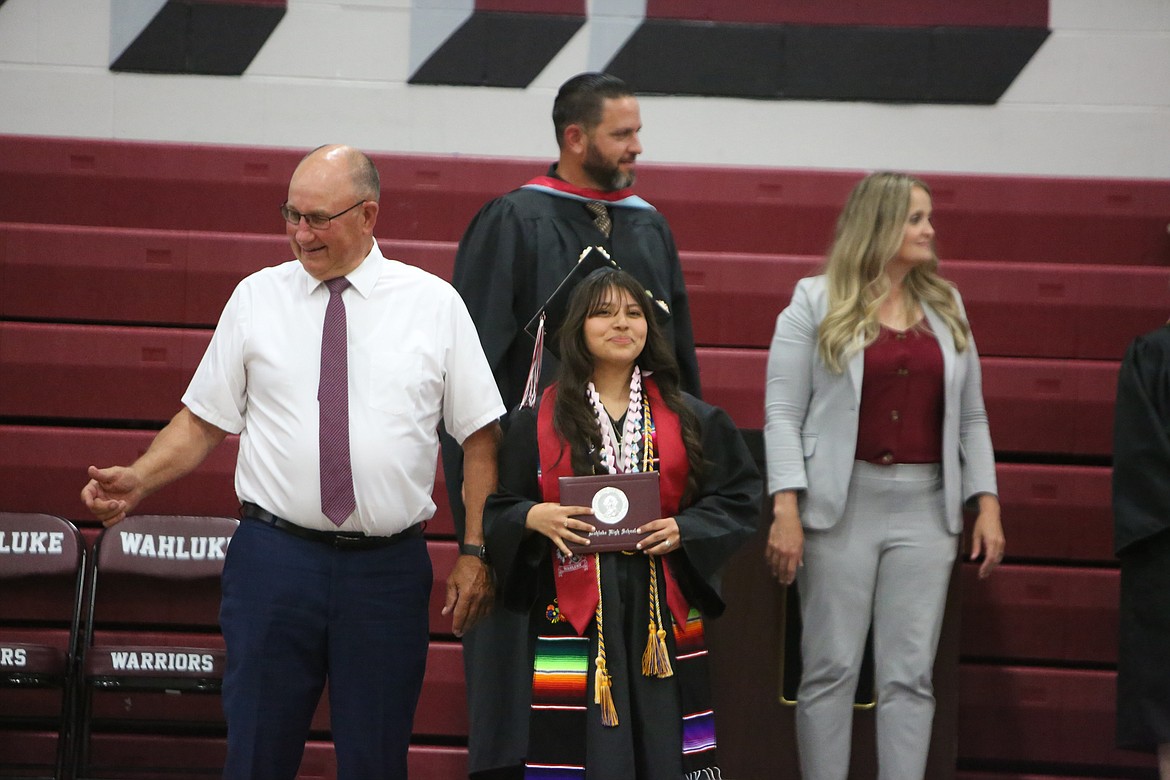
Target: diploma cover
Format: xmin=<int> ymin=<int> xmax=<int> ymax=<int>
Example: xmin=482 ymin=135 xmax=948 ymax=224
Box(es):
xmin=559 ymin=471 xmax=660 ymax=554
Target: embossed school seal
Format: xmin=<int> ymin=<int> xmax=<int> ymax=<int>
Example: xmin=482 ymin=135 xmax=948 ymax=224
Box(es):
xmin=591 ymin=486 xmax=629 ymax=525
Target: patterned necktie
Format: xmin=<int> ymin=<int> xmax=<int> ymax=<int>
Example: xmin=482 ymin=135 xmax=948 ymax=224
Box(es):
xmin=319 ymin=277 xmax=356 ymax=526
xmin=585 ymin=200 xmax=612 ymax=237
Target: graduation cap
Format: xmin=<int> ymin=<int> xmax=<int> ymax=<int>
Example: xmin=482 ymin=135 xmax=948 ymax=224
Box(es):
xmin=519 ymin=246 xmax=622 ymax=408
xmin=524 ymin=246 xmax=619 ymax=349
xmin=519 ymin=246 xmax=616 ymax=407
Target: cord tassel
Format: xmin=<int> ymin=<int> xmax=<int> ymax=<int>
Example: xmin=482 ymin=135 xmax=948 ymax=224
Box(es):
xmin=642 ymin=557 xmax=674 ymax=678
xmin=594 ymin=655 xmax=619 ymax=727
xmin=641 ymin=621 xmax=673 ymax=678
xmin=646 ymin=624 xmax=673 ymax=678
xmin=593 ymin=554 xmax=619 ymax=726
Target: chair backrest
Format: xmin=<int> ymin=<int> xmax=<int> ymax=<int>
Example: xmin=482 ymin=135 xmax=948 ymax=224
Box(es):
xmin=74 ymin=515 xmax=239 ymax=778
xmin=0 ymin=512 xmax=85 ymax=779
xmin=88 ymin=514 xmax=238 ymax=629
xmin=0 ymin=512 xmax=84 ymax=619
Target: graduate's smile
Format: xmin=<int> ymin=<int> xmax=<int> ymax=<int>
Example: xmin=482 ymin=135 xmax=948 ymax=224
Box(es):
xmin=585 ymin=288 xmax=647 ymax=368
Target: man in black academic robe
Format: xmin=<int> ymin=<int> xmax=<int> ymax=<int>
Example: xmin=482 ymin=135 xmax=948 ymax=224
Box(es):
xmin=441 ymin=73 xmax=702 ymax=780
xmin=1112 ymin=323 xmax=1170 ymax=771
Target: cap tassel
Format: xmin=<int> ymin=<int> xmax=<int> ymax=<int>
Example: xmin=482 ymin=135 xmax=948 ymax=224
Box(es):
xmin=519 ymin=312 xmax=545 ymax=410
xmin=642 ymin=557 xmax=674 ymax=678
xmin=593 ymin=553 xmax=619 ymax=726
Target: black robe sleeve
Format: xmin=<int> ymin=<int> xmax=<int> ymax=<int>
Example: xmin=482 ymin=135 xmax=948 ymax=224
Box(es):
xmin=1113 ymin=325 xmax=1170 ymax=555
xmin=670 ymin=395 xmax=762 ymax=616
xmin=660 ymin=226 xmax=702 ymax=398
xmin=483 ymin=407 xmax=549 ymax=610
xmin=451 ymin=197 xmax=529 ymax=406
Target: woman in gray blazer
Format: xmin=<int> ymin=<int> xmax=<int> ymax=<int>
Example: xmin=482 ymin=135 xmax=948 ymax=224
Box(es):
xmin=763 ymin=172 xmax=1005 ymax=780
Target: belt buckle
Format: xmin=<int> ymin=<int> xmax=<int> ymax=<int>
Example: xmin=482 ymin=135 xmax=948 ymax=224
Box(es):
xmin=332 ymin=533 xmax=367 ymax=550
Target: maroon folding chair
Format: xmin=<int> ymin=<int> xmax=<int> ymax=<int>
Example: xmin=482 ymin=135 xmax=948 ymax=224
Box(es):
xmin=0 ymin=512 xmax=85 ymax=780
xmin=73 ymin=515 xmax=238 ymax=780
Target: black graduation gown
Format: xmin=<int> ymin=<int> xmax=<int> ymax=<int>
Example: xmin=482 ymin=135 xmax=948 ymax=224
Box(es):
xmin=451 ymin=168 xmax=701 ymax=409
xmin=445 ymin=168 xmax=703 ymax=775
xmin=1113 ymin=325 xmax=1170 ymax=555
xmin=1112 ymin=325 xmax=1170 ymax=750
xmin=482 ymin=394 xmax=761 ymax=777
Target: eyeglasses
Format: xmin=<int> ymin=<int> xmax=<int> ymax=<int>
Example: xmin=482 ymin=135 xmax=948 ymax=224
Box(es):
xmin=280 ymin=199 xmax=366 ymax=230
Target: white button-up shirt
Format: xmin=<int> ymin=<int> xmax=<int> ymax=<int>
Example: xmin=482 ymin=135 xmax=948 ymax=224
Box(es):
xmin=183 ymin=242 xmax=504 ymax=535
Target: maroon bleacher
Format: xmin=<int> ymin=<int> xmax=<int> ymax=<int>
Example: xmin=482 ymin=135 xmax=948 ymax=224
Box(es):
xmin=1 ymin=330 xmax=1124 ymax=461
xmin=5 ymin=224 xmax=1169 ymax=361
xmin=948 ymin=260 xmax=1170 ymax=360
xmin=684 ymin=257 xmax=1170 ymax=358
xmin=980 ymin=357 xmax=1119 ymax=456
xmin=0 ymin=322 xmax=209 ymax=422
xmin=958 ymin=666 xmax=1152 ymax=769
xmin=0 ymin=222 xmax=454 ymax=326
xmin=2 ymin=133 xmax=1168 ymax=778
xmin=2 ymin=135 xmax=1168 ymax=262
xmin=993 ymin=464 xmax=1113 ymax=563
xmin=2 ymin=426 xmax=241 ymax=520
xmin=959 ymin=565 xmax=1119 ymax=664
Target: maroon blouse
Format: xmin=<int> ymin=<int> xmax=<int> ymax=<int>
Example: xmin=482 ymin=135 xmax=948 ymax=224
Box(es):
xmin=855 ymin=323 xmax=945 ymax=465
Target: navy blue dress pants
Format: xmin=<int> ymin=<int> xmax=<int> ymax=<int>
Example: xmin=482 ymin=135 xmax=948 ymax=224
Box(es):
xmin=219 ymin=518 xmax=432 ymax=779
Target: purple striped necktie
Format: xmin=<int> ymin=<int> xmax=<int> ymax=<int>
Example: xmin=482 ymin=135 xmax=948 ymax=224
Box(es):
xmin=319 ymin=276 xmax=356 ymax=527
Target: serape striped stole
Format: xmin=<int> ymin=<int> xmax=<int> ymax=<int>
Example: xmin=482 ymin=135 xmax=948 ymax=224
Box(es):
xmin=525 ymin=612 xmax=721 ymax=779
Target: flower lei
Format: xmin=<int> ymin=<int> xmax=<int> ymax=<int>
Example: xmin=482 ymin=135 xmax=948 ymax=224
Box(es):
xmin=587 ymin=366 xmax=644 ymax=474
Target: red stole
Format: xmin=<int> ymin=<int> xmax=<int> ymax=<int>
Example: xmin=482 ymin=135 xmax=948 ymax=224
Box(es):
xmin=537 ymin=378 xmax=691 ymax=635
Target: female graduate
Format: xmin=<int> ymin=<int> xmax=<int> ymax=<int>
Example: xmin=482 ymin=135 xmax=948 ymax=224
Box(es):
xmin=483 ymin=267 xmax=760 ymax=780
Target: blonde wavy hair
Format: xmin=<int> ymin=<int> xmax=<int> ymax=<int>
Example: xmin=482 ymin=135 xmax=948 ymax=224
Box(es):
xmin=817 ymin=172 xmax=970 ymax=373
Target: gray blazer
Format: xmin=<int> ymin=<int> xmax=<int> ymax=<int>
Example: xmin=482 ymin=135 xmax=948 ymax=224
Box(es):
xmin=764 ymin=275 xmax=997 ymax=534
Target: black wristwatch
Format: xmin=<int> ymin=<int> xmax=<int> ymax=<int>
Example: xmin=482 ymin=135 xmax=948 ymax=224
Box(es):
xmin=460 ymin=542 xmax=488 ymax=562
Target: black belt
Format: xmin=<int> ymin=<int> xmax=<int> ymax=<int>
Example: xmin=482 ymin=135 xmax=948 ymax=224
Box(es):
xmin=241 ymin=502 xmax=423 ymax=550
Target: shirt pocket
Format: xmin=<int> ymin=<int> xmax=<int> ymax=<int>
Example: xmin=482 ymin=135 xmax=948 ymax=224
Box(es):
xmin=369 ymin=350 xmax=423 ymax=416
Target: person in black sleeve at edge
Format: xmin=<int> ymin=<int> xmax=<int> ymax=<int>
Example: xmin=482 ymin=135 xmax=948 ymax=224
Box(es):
xmin=440 ymin=72 xmax=702 ymax=780
xmin=1112 ymin=321 xmax=1170 ymax=778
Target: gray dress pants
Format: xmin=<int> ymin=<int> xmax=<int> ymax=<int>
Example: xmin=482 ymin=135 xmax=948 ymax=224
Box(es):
xmin=795 ymin=461 xmax=959 ymax=780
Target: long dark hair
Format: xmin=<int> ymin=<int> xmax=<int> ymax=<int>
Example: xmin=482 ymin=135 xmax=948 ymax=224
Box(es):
xmin=551 ymin=267 xmax=704 ymax=502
